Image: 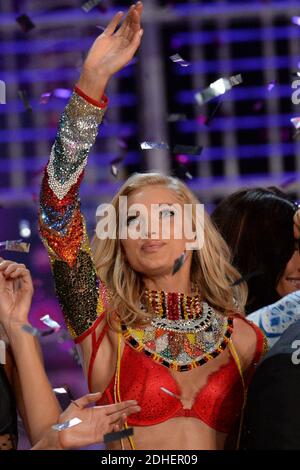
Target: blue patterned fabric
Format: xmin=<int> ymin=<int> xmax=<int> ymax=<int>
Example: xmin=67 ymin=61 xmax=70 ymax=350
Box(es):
xmin=248 ymin=291 xmax=300 ymax=347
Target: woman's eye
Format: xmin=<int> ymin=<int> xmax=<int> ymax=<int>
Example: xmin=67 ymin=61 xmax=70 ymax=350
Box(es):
xmin=127 ymin=215 xmax=139 ymax=226
xmin=159 ymin=209 xmax=175 ymax=218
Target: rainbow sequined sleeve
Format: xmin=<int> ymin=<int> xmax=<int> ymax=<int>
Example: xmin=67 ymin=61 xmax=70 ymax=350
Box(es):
xmin=39 ymin=91 xmax=107 ymax=338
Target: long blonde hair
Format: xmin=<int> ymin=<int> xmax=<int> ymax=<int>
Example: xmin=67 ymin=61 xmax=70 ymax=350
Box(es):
xmin=91 ymin=172 xmax=247 ymax=326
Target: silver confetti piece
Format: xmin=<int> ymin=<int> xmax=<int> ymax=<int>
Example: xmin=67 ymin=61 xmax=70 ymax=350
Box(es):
xmin=40 ymin=314 xmax=61 ymax=331
xmin=291 ymin=117 xmax=300 ymax=129
xmin=167 ymin=113 xmax=187 ymax=122
xmin=172 ymin=251 xmax=187 ymax=275
xmin=52 ymin=417 xmax=82 ymax=432
xmin=81 ymin=0 xmax=102 ymax=13
xmin=0 ymin=240 xmax=30 ymax=253
xmin=170 ymin=53 xmax=190 ymax=67
xmin=140 ymin=142 xmax=170 ymax=150
xmin=195 ymin=74 xmax=242 ymax=106
xmin=53 ymin=387 xmax=68 ymax=394
xmin=229 ymin=73 xmax=243 ymax=87
xmin=111 ymin=165 xmax=118 ymax=178
xmin=160 ymin=387 xmax=181 ymax=400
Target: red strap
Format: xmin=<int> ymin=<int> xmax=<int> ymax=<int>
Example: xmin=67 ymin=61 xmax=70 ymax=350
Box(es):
xmin=75 ymin=312 xmax=106 ymax=344
xmin=232 ymin=313 xmax=265 ymax=384
xmin=74 ymin=85 xmax=108 ymax=109
xmin=87 ymin=321 xmax=110 ymax=391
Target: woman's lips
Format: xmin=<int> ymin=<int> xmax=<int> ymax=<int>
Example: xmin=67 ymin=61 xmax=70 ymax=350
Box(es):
xmin=141 ymin=241 xmax=166 ymax=253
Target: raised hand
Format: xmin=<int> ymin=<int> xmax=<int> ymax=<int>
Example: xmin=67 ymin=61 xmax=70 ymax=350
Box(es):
xmin=77 ymin=2 xmax=143 ymax=101
xmin=0 ymin=258 xmax=33 ymax=333
xmin=47 ymin=393 xmax=140 ymax=450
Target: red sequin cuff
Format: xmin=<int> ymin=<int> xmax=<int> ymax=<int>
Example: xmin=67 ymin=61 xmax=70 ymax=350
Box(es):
xmin=74 ymin=86 xmax=108 ymax=109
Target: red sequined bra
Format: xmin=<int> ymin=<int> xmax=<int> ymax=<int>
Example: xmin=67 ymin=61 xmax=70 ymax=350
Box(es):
xmin=76 ymin=300 xmax=265 ymax=434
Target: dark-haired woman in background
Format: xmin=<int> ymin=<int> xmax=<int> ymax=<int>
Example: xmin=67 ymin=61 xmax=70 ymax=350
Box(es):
xmin=212 ymin=187 xmax=300 ymax=345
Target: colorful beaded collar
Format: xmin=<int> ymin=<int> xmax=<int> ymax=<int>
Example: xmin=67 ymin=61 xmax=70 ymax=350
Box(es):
xmin=122 ymin=289 xmax=234 ymax=372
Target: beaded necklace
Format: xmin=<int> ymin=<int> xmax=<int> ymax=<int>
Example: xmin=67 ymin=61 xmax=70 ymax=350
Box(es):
xmin=122 ymin=288 xmax=234 ymax=372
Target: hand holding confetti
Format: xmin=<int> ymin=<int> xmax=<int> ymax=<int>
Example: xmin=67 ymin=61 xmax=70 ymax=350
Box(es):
xmin=47 ymin=393 xmax=140 ymax=450
xmin=76 ymin=2 xmax=143 ymax=101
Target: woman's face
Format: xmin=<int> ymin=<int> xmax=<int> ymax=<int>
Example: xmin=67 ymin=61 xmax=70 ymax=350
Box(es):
xmin=277 ymin=224 xmax=300 ymax=297
xmin=120 ymin=185 xmax=194 ymax=277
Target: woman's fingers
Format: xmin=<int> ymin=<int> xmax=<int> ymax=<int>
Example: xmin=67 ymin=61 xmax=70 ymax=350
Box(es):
xmin=72 ymin=392 xmax=102 ymax=409
xmin=125 ymin=28 xmax=143 ymax=58
xmin=101 ymin=400 xmax=138 ymax=415
xmin=8 ymin=267 xmax=29 ymax=279
xmin=0 ymin=260 xmax=17 ymax=271
xmin=104 ymin=11 xmax=124 ymax=36
xmin=107 ymin=405 xmax=140 ymax=424
xmin=116 ymin=5 xmax=137 ymax=37
xmin=1 ymin=263 xmax=29 ymax=281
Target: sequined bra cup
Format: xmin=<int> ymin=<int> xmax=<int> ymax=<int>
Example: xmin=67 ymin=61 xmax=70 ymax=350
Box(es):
xmin=39 ymin=90 xmax=266 ymax=437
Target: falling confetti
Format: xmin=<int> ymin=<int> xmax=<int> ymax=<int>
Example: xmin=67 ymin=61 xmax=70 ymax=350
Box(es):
xmin=160 ymin=387 xmax=181 ymax=400
xmin=167 ymin=113 xmax=187 ymax=122
xmin=111 ymin=165 xmax=118 ymax=178
xmin=110 ymin=158 xmax=122 ymax=177
xmin=0 ymin=240 xmax=30 ymax=253
xmin=52 ymin=417 xmax=82 ymax=432
xmin=291 ymin=117 xmax=300 ymax=129
xmin=104 ymin=427 xmax=134 ymax=444
xmin=195 ymin=74 xmax=243 ymax=106
xmin=53 ymin=387 xmax=68 ymax=394
xmin=81 ymin=0 xmax=103 ymax=13
xmin=40 ymin=314 xmax=61 ymax=331
xmin=140 ymin=142 xmax=170 ymax=150
xmin=16 ymin=14 xmax=35 ymax=33
xmin=178 ymin=164 xmax=193 ymax=180
xmin=267 ymin=80 xmax=276 ymax=92
xmin=169 ymin=53 xmax=190 ymax=68
xmin=291 ymin=16 xmax=300 ymax=27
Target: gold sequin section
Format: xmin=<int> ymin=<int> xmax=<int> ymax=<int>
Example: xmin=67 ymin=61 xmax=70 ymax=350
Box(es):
xmin=51 ymin=249 xmax=100 ymax=338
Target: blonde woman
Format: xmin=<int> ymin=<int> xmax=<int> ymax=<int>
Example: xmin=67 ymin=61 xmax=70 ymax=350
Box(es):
xmin=39 ymin=2 xmax=267 ymax=450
